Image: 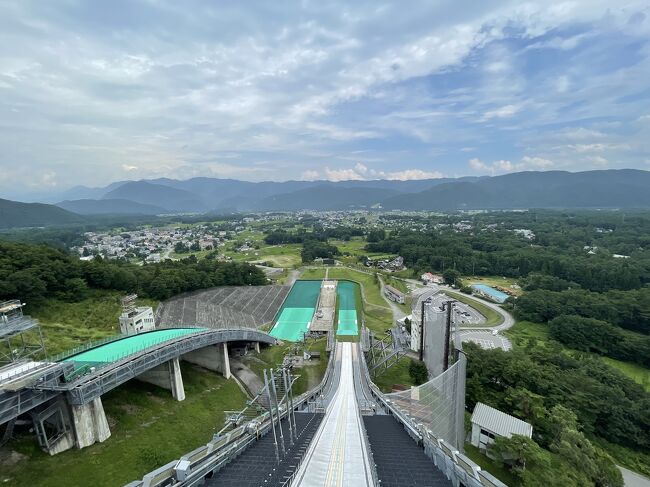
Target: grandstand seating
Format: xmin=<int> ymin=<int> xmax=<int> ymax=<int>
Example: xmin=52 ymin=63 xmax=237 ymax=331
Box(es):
xmin=206 ymin=412 xmax=324 ymax=486
xmin=157 ymin=286 xmax=290 ymax=330
xmin=363 ymin=415 xmax=452 ymax=487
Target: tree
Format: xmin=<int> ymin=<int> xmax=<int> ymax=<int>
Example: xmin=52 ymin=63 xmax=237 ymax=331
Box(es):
xmin=491 ymin=435 xmax=550 ymax=478
xmin=442 ymin=268 xmax=461 ymax=286
xmin=174 ymin=242 xmax=189 ymax=253
xmin=408 ymin=360 xmax=428 ymax=385
xmin=367 ymin=229 xmax=386 ymax=243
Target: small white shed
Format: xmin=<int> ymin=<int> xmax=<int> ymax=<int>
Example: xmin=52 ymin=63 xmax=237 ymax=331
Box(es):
xmin=470 ymin=402 xmax=533 ymax=450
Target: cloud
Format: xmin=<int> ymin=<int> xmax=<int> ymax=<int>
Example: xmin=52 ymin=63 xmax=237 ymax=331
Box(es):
xmin=482 ymin=104 xmax=521 ymax=120
xmin=316 ymin=163 xmax=443 ymax=181
xmin=589 ymin=155 xmax=609 ymax=167
xmin=568 ymin=143 xmax=630 ymax=153
xmin=301 ymin=170 xmax=320 ymax=181
xmin=469 ymin=156 xmax=554 ymax=174
xmin=520 ymin=156 xmax=554 ymax=168
xmin=0 ymin=0 xmax=648 ymax=196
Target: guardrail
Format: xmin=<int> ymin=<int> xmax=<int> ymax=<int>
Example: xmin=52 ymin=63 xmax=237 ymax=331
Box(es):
xmin=126 ymin=337 xmax=338 ymax=487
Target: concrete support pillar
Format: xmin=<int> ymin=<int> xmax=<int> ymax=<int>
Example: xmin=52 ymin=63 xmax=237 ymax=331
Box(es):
xmin=254 ymin=341 xmax=261 ymax=354
xmin=170 ymin=356 xmax=185 ymax=401
xmin=138 ymin=357 xmax=185 ymax=401
xmin=70 ymin=397 xmax=111 ymax=449
xmin=182 ymin=343 xmax=231 ymax=379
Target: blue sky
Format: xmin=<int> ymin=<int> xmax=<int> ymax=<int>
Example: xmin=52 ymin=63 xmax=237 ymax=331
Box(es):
xmin=0 ymin=0 xmax=649 ymax=196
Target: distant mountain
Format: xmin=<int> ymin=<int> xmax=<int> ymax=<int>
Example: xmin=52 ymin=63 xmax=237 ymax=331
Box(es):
xmin=102 ymin=181 xmax=208 ymax=213
xmin=15 ymin=169 xmax=650 ymax=214
xmin=252 ymin=185 xmax=401 ymax=211
xmin=0 ymin=198 xmax=84 ymax=229
xmin=382 ymin=170 xmax=650 ymax=210
xmin=56 ymin=198 xmax=166 ymax=215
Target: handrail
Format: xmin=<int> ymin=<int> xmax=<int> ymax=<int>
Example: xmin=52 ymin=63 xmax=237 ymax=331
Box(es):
xmin=126 ymin=337 xmax=338 ymax=487
xmin=358 ymin=348 xmax=508 ymax=487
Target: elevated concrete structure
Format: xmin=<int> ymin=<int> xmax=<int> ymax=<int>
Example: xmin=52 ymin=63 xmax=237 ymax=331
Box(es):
xmin=183 ymin=342 xmax=231 ymax=379
xmin=139 ymin=357 xmax=186 ymax=401
xmin=71 ymin=397 xmax=111 ymax=448
xmin=1 ymin=327 xmax=275 ymax=456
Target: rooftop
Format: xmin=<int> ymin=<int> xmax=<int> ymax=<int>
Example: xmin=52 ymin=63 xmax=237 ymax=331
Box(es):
xmin=471 ymin=402 xmax=533 ymax=438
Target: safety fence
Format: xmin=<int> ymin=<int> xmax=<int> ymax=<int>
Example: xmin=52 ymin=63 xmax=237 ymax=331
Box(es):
xmin=359 ymin=350 xmax=508 ymax=487
xmin=125 ymin=339 xmax=338 ymax=487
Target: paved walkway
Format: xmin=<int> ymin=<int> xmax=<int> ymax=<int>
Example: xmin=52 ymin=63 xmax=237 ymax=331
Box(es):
xmin=377 ymin=275 xmax=406 ymax=324
xmin=620 ymin=466 xmax=650 ymax=487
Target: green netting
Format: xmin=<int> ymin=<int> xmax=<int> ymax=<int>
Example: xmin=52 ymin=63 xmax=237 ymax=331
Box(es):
xmin=62 ymin=328 xmax=205 ymax=366
xmin=270 ymin=280 xmax=321 ymax=342
xmin=337 ymin=309 xmax=358 ymax=336
xmin=336 ymin=281 xmax=359 ymax=336
xmin=270 ymin=307 xmax=315 ymax=341
xmin=281 ymin=280 xmax=321 ymax=308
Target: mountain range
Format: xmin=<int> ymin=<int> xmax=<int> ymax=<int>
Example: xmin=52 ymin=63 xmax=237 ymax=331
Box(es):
xmin=1 ymin=169 xmax=650 ymax=228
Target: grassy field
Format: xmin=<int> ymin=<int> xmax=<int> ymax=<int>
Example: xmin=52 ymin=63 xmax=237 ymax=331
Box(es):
xmin=242 ymin=338 xmax=328 ymax=396
xmin=372 ymin=356 xmax=414 ymax=392
xmin=227 ymin=243 xmax=302 ymax=268
xmin=300 ymin=267 xmax=327 ymax=279
xmin=442 ymin=290 xmax=504 ymax=327
xmin=326 ymin=267 xmax=395 ymax=335
xmin=464 ymin=444 xmax=517 ymax=486
xmin=30 ymin=292 xmax=158 ymax=356
xmin=327 ymin=267 xmax=386 ymax=308
xmin=1 ymin=364 xmax=247 ymax=487
xmin=601 ymin=358 xmax=650 ymax=392
xmin=506 ymin=321 xmax=650 ymax=393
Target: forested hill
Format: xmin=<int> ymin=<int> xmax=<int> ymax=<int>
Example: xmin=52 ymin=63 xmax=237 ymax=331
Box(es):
xmin=381 ymin=169 xmax=650 ymax=210
xmin=0 ymin=241 xmax=266 ymax=305
xmin=21 ymin=169 xmax=650 ymax=215
xmin=0 ymin=198 xmax=84 ymax=229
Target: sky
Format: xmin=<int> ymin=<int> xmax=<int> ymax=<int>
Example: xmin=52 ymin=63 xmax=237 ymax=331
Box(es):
xmin=1 ymin=0 xmax=650 ymax=197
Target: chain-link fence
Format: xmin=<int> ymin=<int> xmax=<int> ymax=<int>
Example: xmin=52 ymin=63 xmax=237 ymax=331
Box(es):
xmin=383 ymin=352 xmax=466 ymax=450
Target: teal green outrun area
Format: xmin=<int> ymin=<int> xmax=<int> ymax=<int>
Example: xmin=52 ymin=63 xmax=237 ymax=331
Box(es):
xmin=270 ymin=280 xmax=321 ymax=341
xmin=62 ymin=328 xmax=205 ymax=369
xmin=336 ymin=281 xmax=359 ymax=336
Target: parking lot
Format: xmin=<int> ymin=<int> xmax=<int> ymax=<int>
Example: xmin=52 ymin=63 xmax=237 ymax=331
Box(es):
xmin=459 ymin=329 xmax=512 ymax=351
xmin=413 ymin=290 xmax=485 ymax=326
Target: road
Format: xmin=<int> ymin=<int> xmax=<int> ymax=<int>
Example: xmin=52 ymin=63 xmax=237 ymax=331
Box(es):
xmin=286 ymin=269 xmax=301 ymax=286
xmin=420 ymin=284 xmax=515 ymax=332
xmin=377 ymin=274 xmax=406 ymax=324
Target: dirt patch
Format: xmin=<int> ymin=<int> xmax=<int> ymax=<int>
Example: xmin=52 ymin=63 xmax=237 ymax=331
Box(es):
xmin=146 ymin=392 xmax=165 ymax=404
xmin=0 ymin=449 xmax=28 ymax=467
xmin=106 ymin=414 xmax=118 ymax=429
xmin=117 ymin=404 xmax=140 ymax=415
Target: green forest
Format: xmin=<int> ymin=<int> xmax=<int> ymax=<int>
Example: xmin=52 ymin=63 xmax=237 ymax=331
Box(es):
xmin=0 ymin=241 xmax=267 ymax=304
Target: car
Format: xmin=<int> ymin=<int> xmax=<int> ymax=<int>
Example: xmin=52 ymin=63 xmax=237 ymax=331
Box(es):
xmin=491 ymin=330 xmax=498 ymax=336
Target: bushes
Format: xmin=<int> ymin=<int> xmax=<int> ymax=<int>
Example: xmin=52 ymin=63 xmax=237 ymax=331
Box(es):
xmin=408 ymin=359 xmax=428 ymax=385
xmin=515 ymin=288 xmax=650 ymax=335
xmin=548 ymin=315 xmax=650 ymax=366
xmin=300 ymin=239 xmax=339 ymax=263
